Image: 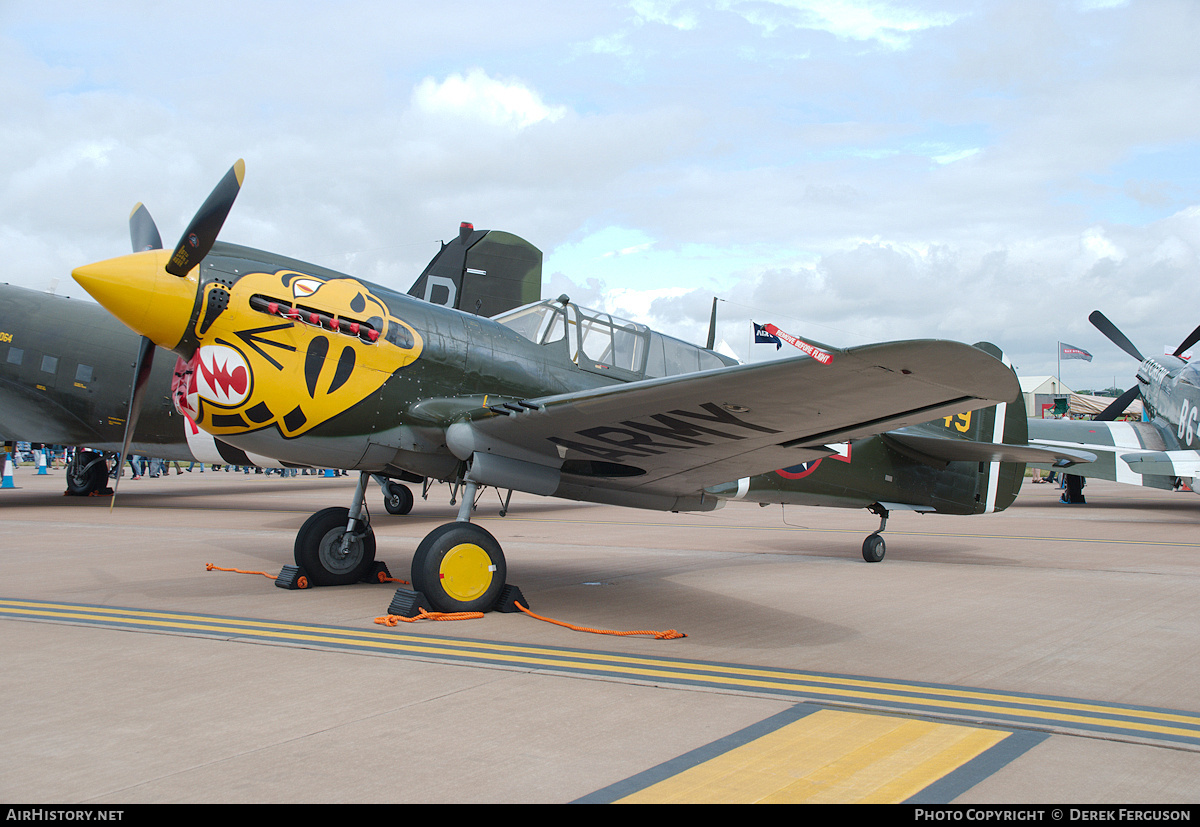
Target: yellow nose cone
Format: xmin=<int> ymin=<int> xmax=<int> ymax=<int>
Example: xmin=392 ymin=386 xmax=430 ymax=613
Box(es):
xmin=72 ymin=250 xmax=198 ymax=350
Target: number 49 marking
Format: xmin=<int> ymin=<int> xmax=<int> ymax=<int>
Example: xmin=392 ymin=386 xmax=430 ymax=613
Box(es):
xmin=943 ymin=411 xmax=972 ymax=433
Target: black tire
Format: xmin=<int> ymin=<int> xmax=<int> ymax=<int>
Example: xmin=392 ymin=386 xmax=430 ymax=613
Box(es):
xmin=294 ymin=506 xmax=376 ymax=586
xmin=862 ymin=533 xmax=886 ymax=563
xmin=411 ymin=522 xmax=506 ymax=613
xmin=383 ymin=482 xmax=414 ymax=515
xmin=65 ymin=451 xmax=108 ymax=496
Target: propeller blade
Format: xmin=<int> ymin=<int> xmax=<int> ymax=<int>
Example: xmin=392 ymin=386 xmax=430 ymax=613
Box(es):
xmin=1089 ymin=310 xmax=1145 ymax=362
xmin=128 ymin=203 xmax=163 ymax=252
xmin=111 ymin=335 xmax=156 ymax=509
xmin=1174 ymin=323 xmax=1200 ymax=359
xmin=1094 ymin=384 xmax=1141 ymax=422
xmin=165 ymin=159 xmax=245 ymax=277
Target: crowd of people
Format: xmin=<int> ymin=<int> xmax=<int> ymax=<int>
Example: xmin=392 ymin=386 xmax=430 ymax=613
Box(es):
xmin=4 ymin=443 xmax=347 ymax=479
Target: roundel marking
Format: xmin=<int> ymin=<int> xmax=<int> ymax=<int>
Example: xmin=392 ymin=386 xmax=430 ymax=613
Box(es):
xmin=776 ymin=460 xmax=823 ymax=480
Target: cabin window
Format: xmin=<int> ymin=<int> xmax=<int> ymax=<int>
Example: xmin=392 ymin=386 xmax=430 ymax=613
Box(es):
xmin=40 ymin=355 xmax=57 ymax=374
xmin=75 ymin=364 xmax=94 ymax=383
xmin=6 ymin=347 xmax=22 ymax=366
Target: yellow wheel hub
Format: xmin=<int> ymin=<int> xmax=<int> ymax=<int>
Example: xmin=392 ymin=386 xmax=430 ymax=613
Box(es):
xmin=439 ymin=543 xmax=495 ymax=602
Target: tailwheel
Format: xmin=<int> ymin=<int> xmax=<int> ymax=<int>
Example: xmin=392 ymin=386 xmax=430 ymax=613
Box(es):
xmin=294 ymin=506 xmax=377 ymax=586
xmin=383 ymin=482 xmax=414 ymax=515
xmin=411 ymin=522 xmax=506 ymax=613
xmin=862 ymin=533 xmax=886 ymax=563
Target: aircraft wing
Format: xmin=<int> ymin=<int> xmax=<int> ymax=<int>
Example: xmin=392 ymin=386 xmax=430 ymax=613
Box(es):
xmin=444 ymin=339 xmax=1019 ymax=510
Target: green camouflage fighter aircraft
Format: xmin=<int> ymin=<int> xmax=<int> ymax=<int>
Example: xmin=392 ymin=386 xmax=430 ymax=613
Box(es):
xmin=71 ymin=160 xmax=1024 ymax=614
xmin=1 ymin=219 xmax=542 ymax=500
xmin=1027 ymin=311 xmax=1200 ymax=501
xmin=706 ymin=344 xmax=1095 ymax=561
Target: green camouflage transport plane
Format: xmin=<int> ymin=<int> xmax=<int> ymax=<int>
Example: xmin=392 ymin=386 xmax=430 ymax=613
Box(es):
xmin=69 ymin=160 xmax=1078 ymax=613
xmin=1027 ymin=311 xmax=1200 ymax=501
xmin=1 ymin=219 xmax=543 ymax=502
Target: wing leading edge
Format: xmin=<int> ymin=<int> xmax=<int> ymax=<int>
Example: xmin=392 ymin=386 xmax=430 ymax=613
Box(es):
xmin=444 ymin=339 xmax=1020 ymax=511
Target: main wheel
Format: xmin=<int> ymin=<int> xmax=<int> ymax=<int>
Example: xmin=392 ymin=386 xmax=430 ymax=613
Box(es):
xmin=65 ymin=451 xmax=108 ymax=496
xmin=383 ymin=482 xmax=414 ymax=515
xmin=411 ymin=522 xmax=506 ymax=613
xmin=862 ymin=533 xmax=886 ymax=563
xmin=294 ymin=506 xmax=377 ymax=586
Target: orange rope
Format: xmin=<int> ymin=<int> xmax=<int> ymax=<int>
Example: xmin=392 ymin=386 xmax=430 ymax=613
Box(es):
xmin=206 ymin=563 xmax=277 ymax=580
xmin=206 ymin=563 xmax=400 ymax=588
xmin=514 ymin=602 xmax=685 ymax=639
xmin=374 ymin=610 xmax=484 ymax=625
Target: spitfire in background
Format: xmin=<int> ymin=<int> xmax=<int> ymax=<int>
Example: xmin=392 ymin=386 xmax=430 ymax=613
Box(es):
xmin=1028 ymin=311 xmax=1200 ymax=496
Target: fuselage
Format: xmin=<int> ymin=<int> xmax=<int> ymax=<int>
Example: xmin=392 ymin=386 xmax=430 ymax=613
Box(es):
xmin=1138 ymin=355 xmax=1200 ymax=449
xmin=123 ymin=242 xmax=734 ymax=480
xmin=0 ymin=283 xmax=193 ymax=458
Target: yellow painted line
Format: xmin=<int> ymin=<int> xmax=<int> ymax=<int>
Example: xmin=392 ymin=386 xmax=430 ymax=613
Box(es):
xmin=617 ymin=710 xmax=1008 ymax=804
xmin=4 ymin=598 xmax=1199 ymax=745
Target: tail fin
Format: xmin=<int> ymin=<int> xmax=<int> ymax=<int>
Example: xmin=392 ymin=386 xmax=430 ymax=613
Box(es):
xmin=407 ymin=222 xmax=542 ymax=318
xmin=971 ymin=342 xmax=1027 ymax=513
xmin=883 ymin=343 xmax=1027 ymax=513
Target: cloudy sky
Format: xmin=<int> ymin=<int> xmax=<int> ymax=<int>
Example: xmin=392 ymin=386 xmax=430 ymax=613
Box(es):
xmin=3 ymin=0 xmax=1198 ymax=391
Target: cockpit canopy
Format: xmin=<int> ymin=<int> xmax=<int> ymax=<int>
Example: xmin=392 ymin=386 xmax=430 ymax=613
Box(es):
xmin=1178 ymin=364 xmax=1200 ymax=389
xmin=494 ymin=298 xmax=737 ymax=381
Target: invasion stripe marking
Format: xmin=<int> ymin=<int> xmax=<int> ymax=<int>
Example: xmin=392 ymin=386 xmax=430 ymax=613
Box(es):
xmin=2 ymin=598 xmax=1198 ymax=749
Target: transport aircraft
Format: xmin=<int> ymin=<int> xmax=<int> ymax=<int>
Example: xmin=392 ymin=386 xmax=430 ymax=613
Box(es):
xmin=69 ymin=161 xmax=1049 ymax=613
xmin=1028 ymin=311 xmax=1200 ymax=500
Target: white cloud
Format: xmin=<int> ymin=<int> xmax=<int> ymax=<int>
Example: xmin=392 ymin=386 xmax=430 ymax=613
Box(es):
xmin=721 ymin=0 xmax=962 ymax=47
xmin=411 ymin=69 xmax=567 ymax=129
xmin=3 ymin=0 xmax=1199 ymax=392
xmin=629 ymin=0 xmax=699 ymax=30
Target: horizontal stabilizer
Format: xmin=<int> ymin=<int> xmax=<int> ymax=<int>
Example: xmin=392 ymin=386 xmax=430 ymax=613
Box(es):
xmin=1120 ymin=450 xmax=1200 ymax=478
xmin=884 ymin=431 xmax=1095 ymax=466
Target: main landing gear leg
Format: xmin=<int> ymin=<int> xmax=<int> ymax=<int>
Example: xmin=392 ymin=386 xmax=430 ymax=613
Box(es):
xmin=293 ymin=471 xmax=377 ymax=585
xmin=862 ymin=505 xmax=888 ymax=563
xmin=410 ymin=480 xmax=508 ymax=613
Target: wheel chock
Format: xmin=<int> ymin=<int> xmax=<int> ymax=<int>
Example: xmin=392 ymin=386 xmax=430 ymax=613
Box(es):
xmin=275 ymin=565 xmax=311 ymax=589
xmin=387 ymin=588 xmax=434 ymax=617
xmin=493 ymin=584 xmax=528 ymax=613
xmin=365 ymin=561 xmax=392 ymax=583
